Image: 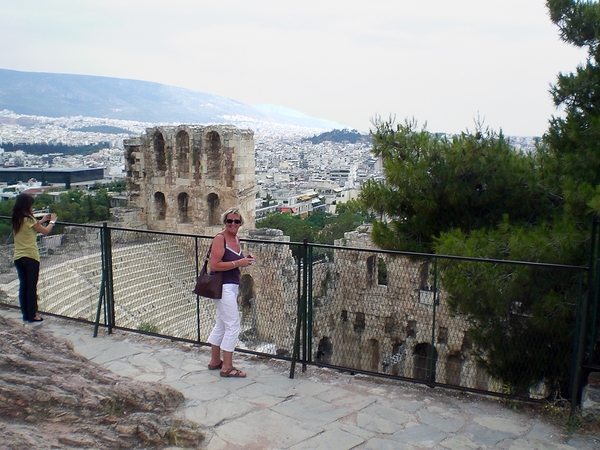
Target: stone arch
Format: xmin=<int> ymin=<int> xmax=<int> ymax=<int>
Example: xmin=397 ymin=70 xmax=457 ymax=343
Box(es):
xmin=206 ymin=131 xmax=222 ymax=176
xmin=207 ymin=193 xmax=220 ymax=226
xmin=413 ymin=342 xmax=437 ymax=383
xmin=316 ymin=337 xmax=333 ymax=364
xmin=154 ymin=192 xmax=166 ymax=220
xmin=176 ymin=130 xmax=190 ymax=177
xmin=177 ymin=192 xmax=190 ymax=222
xmin=366 ymin=255 xmax=387 ymax=286
xmin=446 ymin=353 xmax=462 ymax=386
xmin=153 ymin=131 xmax=166 ymax=175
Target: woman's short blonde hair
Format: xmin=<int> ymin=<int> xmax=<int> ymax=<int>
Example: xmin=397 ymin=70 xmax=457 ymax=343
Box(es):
xmin=221 ymin=207 xmax=245 ymax=225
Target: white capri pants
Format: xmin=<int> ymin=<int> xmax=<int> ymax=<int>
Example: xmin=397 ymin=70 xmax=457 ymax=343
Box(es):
xmin=207 ymin=283 xmax=241 ymax=352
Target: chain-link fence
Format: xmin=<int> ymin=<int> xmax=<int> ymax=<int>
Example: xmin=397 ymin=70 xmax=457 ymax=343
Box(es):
xmin=0 ymin=218 xmax=595 ymax=404
xmin=305 ymin=244 xmax=586 ymax=402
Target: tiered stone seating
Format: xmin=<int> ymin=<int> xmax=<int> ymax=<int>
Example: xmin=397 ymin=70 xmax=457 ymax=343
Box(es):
xmin=0 ymin=279 xmax=20 ymax=306
xmin=37 ymin=258 xmax=101 ymax=321
xmin=1 ymin=240 xmax=215 ymax=340
xmin=109 ymin=241 xmax=214 ymax=339
xmin=70 ymin=254 xmax=103 ymax=288
xmin=148 ymin=240 xmax=198 ymax=285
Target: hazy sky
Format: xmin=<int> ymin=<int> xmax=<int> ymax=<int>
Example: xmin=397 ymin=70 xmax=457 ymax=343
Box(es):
xmin=0 ymin=0 xmax=588 ymax=136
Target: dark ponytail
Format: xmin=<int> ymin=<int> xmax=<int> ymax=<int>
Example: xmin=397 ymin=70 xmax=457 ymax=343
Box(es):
xmin=12 ymin=193 xmax=35 ymax=234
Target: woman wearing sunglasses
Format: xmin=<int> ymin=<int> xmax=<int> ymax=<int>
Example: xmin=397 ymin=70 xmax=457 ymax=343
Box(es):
xmin=207 ymin=207 xmax=255 ymax=378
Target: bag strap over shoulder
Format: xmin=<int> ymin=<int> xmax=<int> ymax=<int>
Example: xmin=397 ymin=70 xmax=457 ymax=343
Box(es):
xmin=205 ymin=232 xmax=226 ymax=261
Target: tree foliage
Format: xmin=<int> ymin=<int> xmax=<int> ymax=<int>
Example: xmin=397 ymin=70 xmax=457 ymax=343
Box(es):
xmin=358 ymin=1 xmax=600 ymax=395
xmin=0 ymin=188 xmax=113 ymax=241
xmin=543 ymin=0 xmax=600 ymax=220
xmin=360 ymin=118 xmax=554 ymax=253
xmin=435 ymin=220 xmax=584 ymax=393
xmin=257 ymin=208 xmax=370 ymax=246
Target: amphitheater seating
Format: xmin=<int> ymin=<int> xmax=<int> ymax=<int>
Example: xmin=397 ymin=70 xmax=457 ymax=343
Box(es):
xmin=0 ymin=239 xmax=215 ymax=340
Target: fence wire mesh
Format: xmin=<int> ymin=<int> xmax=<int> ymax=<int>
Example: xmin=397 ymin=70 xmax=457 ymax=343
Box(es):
xmin=307 ymin=245 xmax=584 ymax=399
xmin=0 ymin=220 xmax=103 ymax=322
xmin=0 ymin=218 xmax=591 ymax=401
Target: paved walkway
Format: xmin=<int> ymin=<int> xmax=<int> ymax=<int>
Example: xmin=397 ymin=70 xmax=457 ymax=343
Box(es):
xmin=3 ymin=307 xmax=598 ymax=449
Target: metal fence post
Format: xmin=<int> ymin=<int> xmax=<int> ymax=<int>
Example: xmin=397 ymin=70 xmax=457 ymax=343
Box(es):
xmin=93 ymin=224 xmax=107 ymax=338
xmin=104 ymin=223 xmax=115 ymax=334
xmin=429 ymin=258 xmax=438 ymax=385
xmin=586 ymin=217 xmax=600 ymax=364
xmin=93 ymin=222 xmax=115 ymax=335
xmin=290 ymin=242 xmax=303 ymax=379
xmin=570 ymin=271 xmax=587 ymax=415
xmin=195 ymin=236 xmax=200 ymax=343
xmin=301 ymin=238 xmax=309 ymax=372
xmin=307 ymin=244 xmax=313 ymax=366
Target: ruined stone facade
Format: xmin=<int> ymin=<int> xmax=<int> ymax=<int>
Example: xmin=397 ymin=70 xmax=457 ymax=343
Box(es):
xmin=240 ymin=228 xmax=489 ymax=391
xmin=125 ymin=125 xmax=255 ymax=235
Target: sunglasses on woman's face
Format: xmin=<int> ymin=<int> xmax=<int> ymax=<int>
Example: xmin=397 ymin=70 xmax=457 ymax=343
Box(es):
xmin=225 ymin=219 xmax=242 ymax=224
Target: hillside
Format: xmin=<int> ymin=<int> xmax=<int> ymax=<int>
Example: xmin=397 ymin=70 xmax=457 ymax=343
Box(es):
xmin=0 ymin=68 xmax=342 ymax=130
xmin=303 ymin=128 xmax=371 ymax=144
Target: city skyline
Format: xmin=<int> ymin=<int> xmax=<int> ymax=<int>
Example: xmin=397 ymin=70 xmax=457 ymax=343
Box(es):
xmin=0 ymin=1 xmax=588 ymax=137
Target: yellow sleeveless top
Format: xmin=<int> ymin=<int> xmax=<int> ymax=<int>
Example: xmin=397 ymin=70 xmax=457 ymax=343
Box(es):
xmin=14 ymin=217 xmax=40 ymax=262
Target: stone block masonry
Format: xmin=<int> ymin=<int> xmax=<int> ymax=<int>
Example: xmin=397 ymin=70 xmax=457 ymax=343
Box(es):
xmin=125 ymin=124 xmax=255 ymax=235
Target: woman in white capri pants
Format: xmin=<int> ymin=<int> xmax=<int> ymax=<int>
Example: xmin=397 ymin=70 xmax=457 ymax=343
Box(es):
xmin=207 ymin=207 xmax=255 ymax=378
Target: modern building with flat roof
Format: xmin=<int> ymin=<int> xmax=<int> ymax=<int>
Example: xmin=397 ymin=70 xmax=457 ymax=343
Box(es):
xmin=0 ymin=168 xmax=104 ymax=189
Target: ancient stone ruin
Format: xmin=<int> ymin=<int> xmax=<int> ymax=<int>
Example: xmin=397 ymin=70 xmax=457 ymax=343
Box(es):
xmin=0 ymin=123 xmax=551 ymax=401
xmin=125 ymin=124 xmax=255 ymax=235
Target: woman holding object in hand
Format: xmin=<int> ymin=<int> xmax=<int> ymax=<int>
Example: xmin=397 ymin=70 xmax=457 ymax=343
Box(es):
xmin=12 ymin=193 xmax=57 ymax=323
xmin=207 ymin=207 xmax=255 ymax=378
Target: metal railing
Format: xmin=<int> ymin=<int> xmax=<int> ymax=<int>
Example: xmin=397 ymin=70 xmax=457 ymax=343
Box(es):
xmin=1 ymin=216 xmax=597 ymax=407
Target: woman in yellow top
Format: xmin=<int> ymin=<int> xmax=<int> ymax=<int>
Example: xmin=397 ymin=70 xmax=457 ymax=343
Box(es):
xmin=12 ymin=193 xmax=56 ymax=322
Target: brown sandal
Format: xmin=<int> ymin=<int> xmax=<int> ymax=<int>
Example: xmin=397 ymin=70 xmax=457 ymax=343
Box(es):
xmin=208 ymin=361 xmax=223 ymax=370
xmin=220 ymin=367 xmax=246 ymax=378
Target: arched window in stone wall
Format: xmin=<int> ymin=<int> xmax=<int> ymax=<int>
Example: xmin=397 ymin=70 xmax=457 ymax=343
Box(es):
xmin=446 ymin=354 xmax=462 ymax=386
xmin=178 ymin=192 xmax=189 ymax=222
xmin=354 ymin=311 xmax=366 ymax=332
xmin=206 ymin=131 xmax=222 ymax=177
xmin=418 ymin=261 xmax=435 ymax=305
xmin=437 ymin=326 xmax=448 ymax=344
xmin=316 ymin=337 xmax=333 ymax=364
xmin=153 ymin=132 xmax=167 ymax=175
xmin=207 ymin=193 xmax=220 ymax=226
xmin=239 ymin=274 xmax=254 ymax=309
xmin=176 ymin=130 xmax=190 ymax=177
xmin=366 ymin=255 xmax=387 ymax=286
xmin=377 ymin=257 xmax=387 ymax=285
xmin=406 ymin=320 xmax=417 ymax=338
xmin=413 ymin=342 xmax=437 ymax=383
xmin=419 ymin=262 xmax=430 ymax=290
xmin=239 ymin=274 xmax=255 ymax=330
xmin=154 ymin=192 xmax=166 ymax=220
xmin=368 ymin=338 xmax=380 ymax=372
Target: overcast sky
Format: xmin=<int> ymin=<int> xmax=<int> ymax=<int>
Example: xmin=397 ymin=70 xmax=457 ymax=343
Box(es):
xmin=0 ymin=0 xmax=588 ymax=136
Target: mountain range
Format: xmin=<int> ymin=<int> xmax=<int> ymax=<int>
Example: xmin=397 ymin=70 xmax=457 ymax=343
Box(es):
xmin=0 ymin=68 xmax=343 ymax=130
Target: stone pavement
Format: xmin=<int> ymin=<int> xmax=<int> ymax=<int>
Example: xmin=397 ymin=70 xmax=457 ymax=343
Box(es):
xmin=3 ymin=308 xmax=599 ymax=450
